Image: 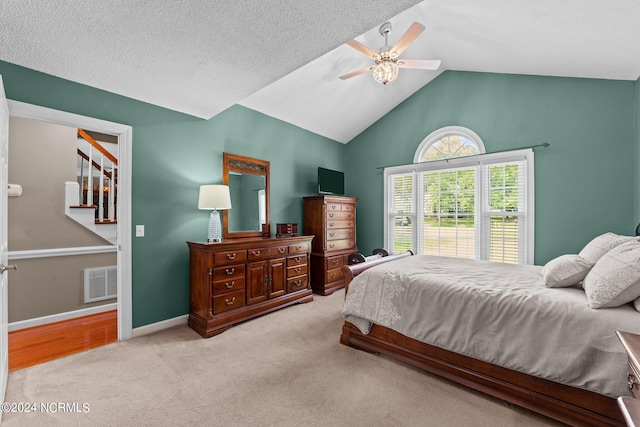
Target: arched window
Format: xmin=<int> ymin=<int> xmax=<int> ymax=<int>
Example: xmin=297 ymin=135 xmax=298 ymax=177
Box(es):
xmin=384 ymin=126 xmax=534 ymax=265
xmin=414 ymin=126 xmax=485 ymax=163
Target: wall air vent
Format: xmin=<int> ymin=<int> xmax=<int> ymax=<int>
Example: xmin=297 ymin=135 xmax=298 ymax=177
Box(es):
xmin=84 ymin=266 xmax=117 ymax=303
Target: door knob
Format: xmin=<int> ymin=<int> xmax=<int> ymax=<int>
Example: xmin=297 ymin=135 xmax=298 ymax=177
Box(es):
xmin=0 ymin=264 xmax=17 ymax=274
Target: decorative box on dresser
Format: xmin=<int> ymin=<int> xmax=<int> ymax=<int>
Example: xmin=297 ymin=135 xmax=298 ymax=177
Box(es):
xmin=187 ymin=235 xmax=313 ymax=338
xmin=303 ymin=195 xmax=358 ymax=295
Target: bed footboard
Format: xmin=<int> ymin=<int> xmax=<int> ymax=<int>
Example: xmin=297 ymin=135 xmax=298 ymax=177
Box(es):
xmin=340 ymin=322 xmax=623 ymax=426
xmin=342 ymin=250 xmax=413 ymax=293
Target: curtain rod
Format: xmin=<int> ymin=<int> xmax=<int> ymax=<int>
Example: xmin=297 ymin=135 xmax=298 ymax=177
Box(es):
xmin=376 ymin=142 xmax=550 ymax=170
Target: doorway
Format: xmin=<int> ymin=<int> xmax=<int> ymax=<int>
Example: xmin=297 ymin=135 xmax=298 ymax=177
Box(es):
xmin=6 ymin=101 xmax=132 ymax=368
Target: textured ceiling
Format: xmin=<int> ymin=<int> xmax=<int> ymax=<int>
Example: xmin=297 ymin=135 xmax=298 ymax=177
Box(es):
xmin=1 ymin=1 xmax=640 ymax=144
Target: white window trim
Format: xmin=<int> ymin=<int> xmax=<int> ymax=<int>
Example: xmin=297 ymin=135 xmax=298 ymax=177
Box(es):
xmin=414 ymin=126 xmax=486 ymax=163
xmin=384 ymin=148 xmax=535 ymax=264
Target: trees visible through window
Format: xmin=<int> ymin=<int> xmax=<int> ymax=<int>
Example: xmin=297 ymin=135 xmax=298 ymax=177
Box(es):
xmin=384 ymin=126 xmax=534 ymax=264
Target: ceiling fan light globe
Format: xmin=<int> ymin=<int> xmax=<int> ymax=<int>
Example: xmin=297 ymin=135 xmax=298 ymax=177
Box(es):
xmin=373 ymin=61 xmax=399 ymax=84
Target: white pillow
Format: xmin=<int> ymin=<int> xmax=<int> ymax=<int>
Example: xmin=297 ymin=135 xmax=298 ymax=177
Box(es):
xmin=541 ymin=254 xmax=592 ymax=288
xmin=583 ymin=240 xmax=640 ymax=308
xmin=578 ymin=232 xmax=637 ymax=265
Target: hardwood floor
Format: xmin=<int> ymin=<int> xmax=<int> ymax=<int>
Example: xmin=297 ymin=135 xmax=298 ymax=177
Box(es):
xmin=8 ymin=310 xmax=118 ymax=371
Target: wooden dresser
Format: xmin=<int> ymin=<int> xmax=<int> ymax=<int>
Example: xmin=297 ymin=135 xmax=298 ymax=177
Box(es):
xmin=187 ymin=236 xmax=314 ymax=338
xmin=303 ymin=195 xmax=358 ymax=295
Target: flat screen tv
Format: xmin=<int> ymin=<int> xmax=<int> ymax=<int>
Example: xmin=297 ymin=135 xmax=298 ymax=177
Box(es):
xmin=318 ymin=167 xmax=344 ymax=195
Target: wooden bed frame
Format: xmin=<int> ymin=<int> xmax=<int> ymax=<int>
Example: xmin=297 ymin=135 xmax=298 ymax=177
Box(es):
xmin=340 ymin=251 xmax=625 ymax=426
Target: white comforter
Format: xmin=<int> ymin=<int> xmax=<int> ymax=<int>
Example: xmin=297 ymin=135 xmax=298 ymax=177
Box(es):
xmin=343 ymin=255 xmax=640 ymax=398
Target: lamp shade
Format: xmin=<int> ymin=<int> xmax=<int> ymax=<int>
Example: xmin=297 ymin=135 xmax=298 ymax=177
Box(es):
xmin=198 ymin=185 xmax=232 ymax=210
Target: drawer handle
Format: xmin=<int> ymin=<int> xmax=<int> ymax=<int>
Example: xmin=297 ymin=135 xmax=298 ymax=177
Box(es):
xmin=329 ymin=222 xmax=334 ymax=226
xmin=329 ymin=213 xmax=334 ymax=218
xmin=294 ymin=267 xmax=302 ymax=273
xmin=252 ymin=250 xmax=261 ymax=256
xmin=294 ymin=256 xmax=301 ymax=262
xmin=332 ymin=259 xmax=339 ymax=265
xmin=348 ymin=231 xmax=353 ymax=236
xmin=331 ymin=205 xmax=337 ymax=209
xmin=225 ymin=268 xmax=235 ymax=275
xmin=225 ymin=296 xmax=236 ymax=306
xmin=329 ymin=244 xmax=335 ymax=248
xmin=629 ymin=373 xmax=636 ymax=390
xmin=348 ymin=222 xmax=352 ymax=227
xmin=330 ymin=273 xmax=336 ymax=279
xmin=226 ymin=253 xmax=237 ymax=260
xmin=294 ymin=280 xmax=302 ymax=286
xmin=348 ymin=214 xmax=353 ymax=218
xmin=278 ymin=247 xmax=286 ymax=253
xmin=225 ymin=281 xmax=235 ymax=289
xmin=329 ymin=232 xmax=334 ymax=237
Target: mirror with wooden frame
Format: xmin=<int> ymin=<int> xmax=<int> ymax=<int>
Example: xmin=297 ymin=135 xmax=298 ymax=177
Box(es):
xmin=222 ymin=152 xmax=270 ymax=239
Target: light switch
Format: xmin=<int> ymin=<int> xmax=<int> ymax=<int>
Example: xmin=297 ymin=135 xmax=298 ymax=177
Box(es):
xmin=135 ymin=225 xmax=145 ymax=237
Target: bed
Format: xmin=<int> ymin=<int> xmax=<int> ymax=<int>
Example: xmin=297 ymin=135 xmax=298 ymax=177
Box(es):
xmin=340 ymin=235 xmax=640 ymax=427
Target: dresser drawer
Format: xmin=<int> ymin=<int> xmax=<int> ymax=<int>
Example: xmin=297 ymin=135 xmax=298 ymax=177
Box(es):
xmin=326 ymin=239 xmax=355 ymax=252
xmin=212 ymin=277 xmax=245 ymax=295
xmin=213 ymin=250 xmax=247 ymax=265
xmin=288 ymin=242 xmax=309 ymax=254
xmin=326 ymin=267 xmax=344 ymax=284
xmin=326 ymin=210 xmax=355 ymax=221
xmin=287 ymin=275 xmax=308 ymax=293
xmin=248 ymin=245 xmax=288 ymax=260
xmin=326 ymin=229 xmax=354 ymax=241
xmin=326 ymin=255 xmax=344 ymax=270
xmin=212 ymin=290 xmax=245 ymax=314
xmin=287 ymin=254 xmax=306 ymax=266
xmin=326 ymin=202 xmax=355 ymax=212
xmin=212 ymin=264 xmax=245 ymax=282
xmin=326 ymin=219 xmax=355 ymax=230
xmin=287 ymin=264 xmax=308 ymax=278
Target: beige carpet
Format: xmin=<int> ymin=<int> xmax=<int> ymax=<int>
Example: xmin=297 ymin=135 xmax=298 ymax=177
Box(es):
xmin=3 ymin=289 xmax=560 ymax=426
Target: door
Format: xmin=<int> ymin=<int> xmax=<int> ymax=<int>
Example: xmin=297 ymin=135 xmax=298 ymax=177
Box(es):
xmin=0 ymin=75 xmax=10 ymax=411
xmin=246 ymin=261 xmax=268 ymax=304
xmin=268 ymin=258 xmax=286 ymax=298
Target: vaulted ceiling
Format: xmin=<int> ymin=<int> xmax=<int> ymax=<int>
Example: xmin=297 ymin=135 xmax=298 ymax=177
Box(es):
xmin=1 ymin=1 xmax=639 ymax=143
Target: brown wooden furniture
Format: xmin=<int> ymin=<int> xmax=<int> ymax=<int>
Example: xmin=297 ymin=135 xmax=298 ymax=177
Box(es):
xmin=618 ymin=331 xmax=640 ymax=399
xmin=617 ymin=331 xmax=640 ymax=426
xmin=340 ymin=253 xmax=625 ymax=427
xmin=303 ymin=195 xmax=357 ymax=295
xmin=619 ymin=397 xmax=640 ymax=427
xmin=187 ymin=236 xmax=313 ymax=338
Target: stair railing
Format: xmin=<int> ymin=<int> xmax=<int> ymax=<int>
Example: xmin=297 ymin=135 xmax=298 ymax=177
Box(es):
xmin=77 ymin=129 xmax=118 ymax=223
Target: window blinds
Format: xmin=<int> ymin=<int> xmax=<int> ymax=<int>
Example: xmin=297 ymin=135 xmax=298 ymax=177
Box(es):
xmin=384 ymin=149 xmax=534 ymax=264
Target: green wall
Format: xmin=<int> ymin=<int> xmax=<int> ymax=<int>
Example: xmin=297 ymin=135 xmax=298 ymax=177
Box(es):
xmin=0 ymin=61 xmax=346 ymax=328
xmin=346 ymin=71 xmax=636 ymax=265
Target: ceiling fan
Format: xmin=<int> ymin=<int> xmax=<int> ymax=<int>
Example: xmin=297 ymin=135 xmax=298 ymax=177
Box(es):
xmin=339 ymin=21 xmax=441 ymax=85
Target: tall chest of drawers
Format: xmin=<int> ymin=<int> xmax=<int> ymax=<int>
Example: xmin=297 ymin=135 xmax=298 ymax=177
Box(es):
xmin=303 ymin=195 xmax=358 ymax=295
xmin=187 ymin=236 xmax=313 ymax=338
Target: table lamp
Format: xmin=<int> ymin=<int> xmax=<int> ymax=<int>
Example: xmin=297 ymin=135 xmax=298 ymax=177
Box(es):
xmin=198 ymin=185 xmax=232 ymax=243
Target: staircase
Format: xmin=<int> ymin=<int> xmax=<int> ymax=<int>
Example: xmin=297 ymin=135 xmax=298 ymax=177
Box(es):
xmin=65 ymin=129 xmax=118 ymax=245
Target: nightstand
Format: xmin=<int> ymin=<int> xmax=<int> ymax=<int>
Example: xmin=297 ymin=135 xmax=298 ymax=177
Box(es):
xmin=617 ymin=331 xmax=640 ymax=397
xmin=617 ymin=331 xmax=640 ymax=426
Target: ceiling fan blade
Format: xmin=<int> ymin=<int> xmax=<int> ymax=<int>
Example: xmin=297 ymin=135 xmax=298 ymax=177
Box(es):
xmin=391 ymin=22 xmax=425 ymax=56
xmin=346 ymin=39 xmax=379 ymax=60
xmin=397 ymin=59 xmax=442 ymax=70
xmin=339 ymin=65 xmax=375 ymax=80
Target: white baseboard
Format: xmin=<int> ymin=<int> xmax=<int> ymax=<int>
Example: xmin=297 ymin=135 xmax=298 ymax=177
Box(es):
xmin=8 ymin=303 xmax=117 ymax=332
xmin=132 ymin=314 xmax=189 ymax=338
